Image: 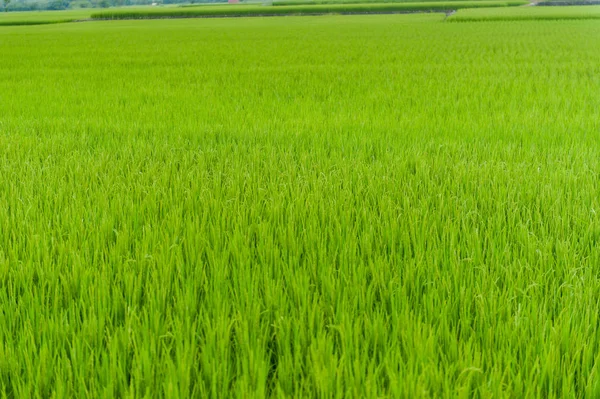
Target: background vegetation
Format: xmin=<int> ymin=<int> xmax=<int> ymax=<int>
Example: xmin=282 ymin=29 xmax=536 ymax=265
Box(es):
xmin=2 ymin=0 xmax=224 ymax=13
xmin=90 ymin=1 xmax=526 ymax=19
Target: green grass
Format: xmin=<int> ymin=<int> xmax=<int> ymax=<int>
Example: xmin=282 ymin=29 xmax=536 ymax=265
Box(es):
xmin=91 ymin=1 xmax=525 ymax=18
xmin=449 ymin=4 xmax=600 ymax=20
xmin=2 ymin=13 xmax=600 ymax=397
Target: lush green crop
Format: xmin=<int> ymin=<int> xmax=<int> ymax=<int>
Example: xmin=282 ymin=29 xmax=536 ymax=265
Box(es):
xmin=2 ymin=13 xmax=600 ymax=398
xmin=91 ymin=1 xmax=525 ymax=18
xmin=450 ymin=4 xmax=600 ymax=20
xmin=0 ymin=0 xmax=525 ymax=25
xmin=0 ymin=9 xmax=91 ymax=25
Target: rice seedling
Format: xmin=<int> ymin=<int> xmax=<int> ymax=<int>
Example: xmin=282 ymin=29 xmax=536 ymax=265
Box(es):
xmin=1 ymin=12 xmax=599 ymax=398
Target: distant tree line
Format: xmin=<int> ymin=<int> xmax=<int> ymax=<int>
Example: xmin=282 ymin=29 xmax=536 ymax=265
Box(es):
xmin=4 ymin=0 xmax=226 ymax=11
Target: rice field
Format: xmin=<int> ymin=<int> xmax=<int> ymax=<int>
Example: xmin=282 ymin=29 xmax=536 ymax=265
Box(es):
xmin=0 ymin=1 xmax=524 ymax=24
xmin=1 ymin=11 xmax=600 ymax=398
xmin=449 ymin=4 xmax=600 ymax=20
xmin=89 ymin=1 xmax=525 ymax=19
xmin=0 ymin=9 xmax=92 ymax=25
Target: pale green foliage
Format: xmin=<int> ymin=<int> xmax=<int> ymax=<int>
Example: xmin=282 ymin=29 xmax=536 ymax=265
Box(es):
xmin=1 ymin=14 xmax=600 ymax=397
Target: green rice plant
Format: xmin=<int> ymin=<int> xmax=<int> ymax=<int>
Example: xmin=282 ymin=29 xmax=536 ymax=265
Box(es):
xmin=1 ymin=13 xmax=600 ymax=398
xmin=0 ymin=9 xmax=91 ymax=25
xmin=0 ymin=19 xmax=74 ymax=25
xmin=449 ymin=4 xmax=600 ymax=20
